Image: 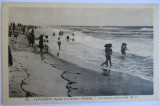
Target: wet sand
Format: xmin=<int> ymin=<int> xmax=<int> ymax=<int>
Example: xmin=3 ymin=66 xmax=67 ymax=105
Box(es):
xmin=9 ymin=31 xmax=153 ymax=97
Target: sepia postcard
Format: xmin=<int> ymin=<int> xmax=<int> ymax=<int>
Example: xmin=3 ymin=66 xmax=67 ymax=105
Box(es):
xmin=2 ymin=2 xmax=159 ymax=104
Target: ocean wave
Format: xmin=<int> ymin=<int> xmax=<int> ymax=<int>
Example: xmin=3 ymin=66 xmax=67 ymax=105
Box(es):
xmin=35 ymin=26 xmax=153 ymax=82
xmin=132 ymin=35 xmax=139 ymax=37
xmin=99 ymin=26 xmax=124 ymax=30
xmin=139 ymin=28 xmax=153 ymax=31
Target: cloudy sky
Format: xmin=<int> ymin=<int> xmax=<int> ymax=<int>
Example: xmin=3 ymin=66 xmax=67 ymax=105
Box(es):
xmin=9 ymin=7 xmax=153 ymax=26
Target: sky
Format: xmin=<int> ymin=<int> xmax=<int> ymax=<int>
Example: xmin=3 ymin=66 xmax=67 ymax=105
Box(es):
xmin=9 ymin=7 xmax=153 ymax=26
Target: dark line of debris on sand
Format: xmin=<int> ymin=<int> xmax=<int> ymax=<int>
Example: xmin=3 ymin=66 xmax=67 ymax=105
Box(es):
xmin=20 ymin=66 xmax=38 ymax=97
xmin=61 ymin=71 xmax=78 ymax=97
xmin=41 ymin=58 xmax=81 ymax=97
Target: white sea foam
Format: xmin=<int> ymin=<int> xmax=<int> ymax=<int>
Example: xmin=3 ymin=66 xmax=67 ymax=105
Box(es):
xmin=34 ymin=26 xmax=153 ymax=82
xmin=140 ymin=28 xmax=153 ymax=31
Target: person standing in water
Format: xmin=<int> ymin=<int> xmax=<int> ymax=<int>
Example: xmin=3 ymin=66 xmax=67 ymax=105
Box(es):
xmin=59 ymin=31 xmax=63 ymax=37
xmin=101 ymin=43 xmax=112 ymax=67
xmin=57 ymin=38 xmax=61 ymax=50
xmin=71 ymin=33 xmax=75 ymax=41
xmin=121 ymin=43 xmax=128 ymax=56
xmin=53 ymin=32 xmax=55 ymax=36
xmin=66 ymin=36 xmax=70 ymax=42
xmin=72 ymin=33 xmax=75 ymax=36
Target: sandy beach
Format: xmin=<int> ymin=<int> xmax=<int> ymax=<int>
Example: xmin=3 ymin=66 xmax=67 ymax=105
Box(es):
xmin=9 ymin=29 xmax=153 ymax=97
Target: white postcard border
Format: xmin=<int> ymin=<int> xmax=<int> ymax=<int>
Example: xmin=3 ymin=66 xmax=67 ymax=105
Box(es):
xmin=2 ymin=3 xmax=159 ymax=104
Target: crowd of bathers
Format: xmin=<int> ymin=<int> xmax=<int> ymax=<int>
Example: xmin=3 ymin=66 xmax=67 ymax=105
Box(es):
xmin=8 ymin=22 xmax=76 ymax=66
xmin=8 ymin=23 xmax=76 ymax=53
xmin=8 ymin=22 xmax=128 ymax=68
xmin=8 ymin=22 xmax=37 ymax=67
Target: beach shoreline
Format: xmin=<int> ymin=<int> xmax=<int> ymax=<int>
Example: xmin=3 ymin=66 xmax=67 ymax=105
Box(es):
xmin=9 ymin=29 xmax=153 ymax=97
xmin=34 ymin=26 xmax=153 ymax=82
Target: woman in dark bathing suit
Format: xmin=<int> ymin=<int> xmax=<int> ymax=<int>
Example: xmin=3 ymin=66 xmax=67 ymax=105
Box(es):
xmin=121 ymin=43 xmax=128 ymax=56
xmin=38 ymin=35 xmax=44 ymax=52
xmin=101 ymin=43 xmax=112 ymax=67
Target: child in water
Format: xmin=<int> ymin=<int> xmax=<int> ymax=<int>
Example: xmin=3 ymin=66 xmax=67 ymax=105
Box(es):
xmin=66 ymin=36 xmax=70 ymax=42
xmin=121 ymin=43 xmax=128 ymax=56
xmin=53 ymin=32 xmax=55 ymax=36
xmin=101 ymin=43 xmax=112 ymax=67
xmin=57 ymin=38 xmax=61 ymax=50
xmin=43 ymin=35 xmax=49 ymax=53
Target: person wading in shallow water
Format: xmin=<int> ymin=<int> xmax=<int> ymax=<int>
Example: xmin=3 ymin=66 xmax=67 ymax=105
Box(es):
xmin=53 ymin=32 xmax=55 ymax=36
xmin=101 ymin=43 xmax=112 ymax=67
xmin=121 ymin=43 xmax=128 ymax=56
xmin=66 ymin=36 xmax=70 ymax=42
xmin=57 ymin=38 xmax=61 ymax=50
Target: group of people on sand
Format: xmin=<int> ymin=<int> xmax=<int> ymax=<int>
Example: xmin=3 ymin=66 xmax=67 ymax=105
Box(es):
xmin=101 ymin=43 xmax=128 ymax=67
xmin=38 ymin=30 xmax=74 ymax=53
xmin=9 ymin=22 xmax=129 ymax=69
xmin=38 ymin=35 xmax=49 ymax=53
xmin=8 ymin=22 xmax=21 ymax=39
xmin=8 ymin=22 xmax=77 ymax=65
xmin=8 ymin=22 xmax=37 ymax=67
xmin=26 ymin=28 xmax=35 ymax=46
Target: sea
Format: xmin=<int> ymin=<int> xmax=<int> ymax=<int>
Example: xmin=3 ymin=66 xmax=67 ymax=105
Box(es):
xmin=35 ymin=26 xmax=153 ymax=82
